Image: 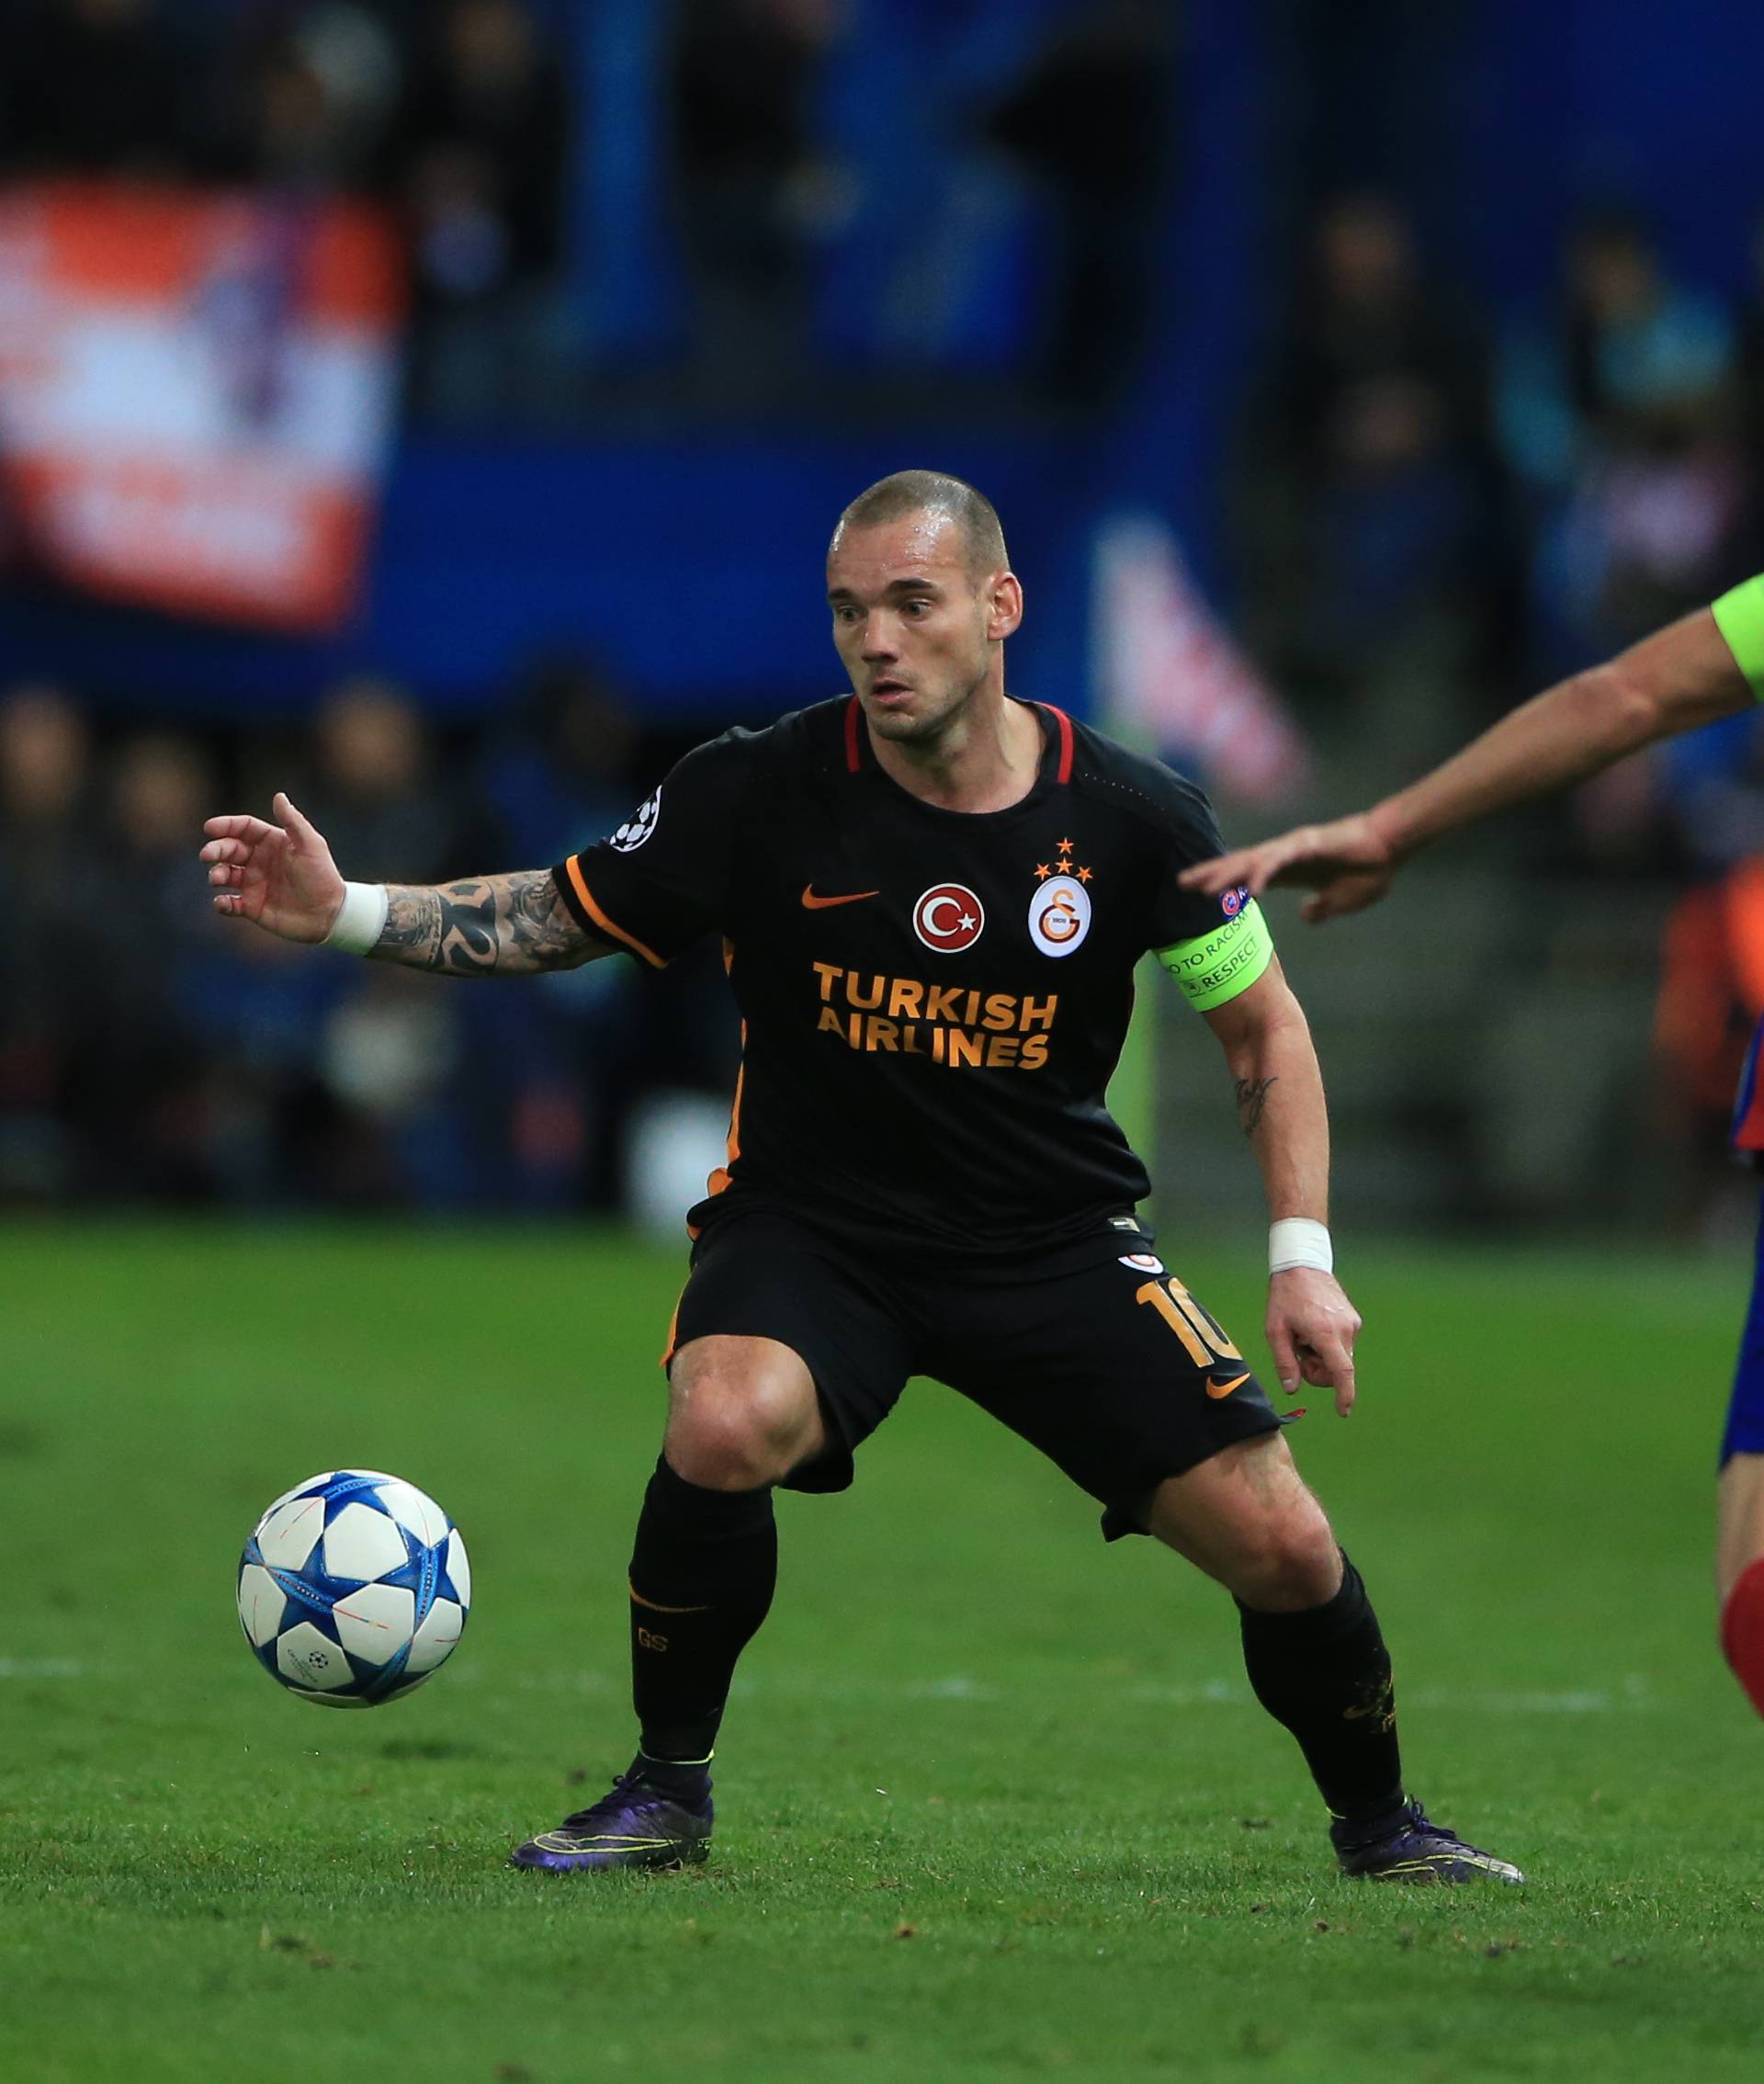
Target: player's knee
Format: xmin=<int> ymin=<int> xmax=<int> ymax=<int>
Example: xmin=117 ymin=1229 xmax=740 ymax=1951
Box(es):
xmin=666 ymin=1365 xmax=817 ymax=1490
xmin=1231 ymin=1510 xmax=1341 ymax=1613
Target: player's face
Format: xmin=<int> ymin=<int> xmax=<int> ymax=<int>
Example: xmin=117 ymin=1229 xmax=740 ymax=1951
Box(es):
xmin=826 ymin=515 xmax=1021 ymax=744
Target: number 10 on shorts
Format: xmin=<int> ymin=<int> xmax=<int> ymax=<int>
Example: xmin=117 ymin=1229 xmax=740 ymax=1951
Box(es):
xmin=1135 ymin=1277 xmax=1241 ymax=1368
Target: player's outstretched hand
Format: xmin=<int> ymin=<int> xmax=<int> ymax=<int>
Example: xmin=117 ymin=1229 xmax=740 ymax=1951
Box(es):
xmin=1178 ymin=811 xmax=1398 ymax=924
xmin=198 ymin=793 xmax=346 ymax=943
xmin=1266 ymin=1267 xmax=1361 ymax=1418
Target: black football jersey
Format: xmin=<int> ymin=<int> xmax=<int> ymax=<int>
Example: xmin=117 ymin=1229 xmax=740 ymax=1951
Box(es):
xmin=554 ymin=697 xmax=1261 ymax=1259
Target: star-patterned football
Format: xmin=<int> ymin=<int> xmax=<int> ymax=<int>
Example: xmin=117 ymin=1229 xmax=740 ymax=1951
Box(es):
xmin=236 ymin=1470 xmax=470 ymax=1708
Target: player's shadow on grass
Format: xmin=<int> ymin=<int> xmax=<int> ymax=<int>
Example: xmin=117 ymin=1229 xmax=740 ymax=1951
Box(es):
xmin=0 ymin=1419 xmax=46 ymax=1457
xmin=378 ymin=1736 xmax=480 ymax=1761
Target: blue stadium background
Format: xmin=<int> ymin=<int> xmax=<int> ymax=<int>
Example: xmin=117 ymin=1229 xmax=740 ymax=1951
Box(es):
xmin=4 ymin=0 xmax=1763 ymax=1229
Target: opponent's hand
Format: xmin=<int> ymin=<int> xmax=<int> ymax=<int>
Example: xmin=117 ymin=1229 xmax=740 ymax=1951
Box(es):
xmin=1265 ymin=1266 xmax=1361 ymax=1418
xmin=1178 ymin=811 xmax=1398 ymax=924
xmin=199 ymin=793 xmax=346 ymax=944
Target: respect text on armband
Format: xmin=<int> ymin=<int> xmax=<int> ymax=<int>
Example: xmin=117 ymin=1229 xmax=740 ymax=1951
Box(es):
xmin=1185 ymin=935 xmax=1262 ymax=998
xmin=1158 ymin=908 xmax=1269 ymax=1007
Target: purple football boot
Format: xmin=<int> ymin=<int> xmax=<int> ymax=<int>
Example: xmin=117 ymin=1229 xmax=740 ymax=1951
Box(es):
xmin=1332 ymin=1797 xmax=1524 ymax=1884
xmin=510 ymin=1768 xmax=713 ymax=1873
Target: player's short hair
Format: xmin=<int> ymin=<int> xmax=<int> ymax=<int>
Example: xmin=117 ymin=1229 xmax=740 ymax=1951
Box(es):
xmin=831 ymin=470 xmax=1010 ymax=582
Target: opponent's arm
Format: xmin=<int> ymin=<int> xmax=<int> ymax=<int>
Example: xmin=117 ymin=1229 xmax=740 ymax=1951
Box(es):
xmin=199 ymin=792 xmax=605 ymax=976
xmin=1202 ymin=963 xmax=1362 ymax=1416
xmin=1180 ymin=593 xmax=1762 ymax=923
xmin=1368 ymin=606 xmax=1752 ymax=854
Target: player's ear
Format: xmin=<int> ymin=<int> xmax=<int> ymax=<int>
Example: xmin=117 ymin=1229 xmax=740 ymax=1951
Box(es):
xmin=986 ymin=572 xmax=1023 ymax=641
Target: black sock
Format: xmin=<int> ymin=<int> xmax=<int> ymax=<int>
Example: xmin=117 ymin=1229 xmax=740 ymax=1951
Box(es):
xmin=628 ymin=1455 xmax=777 ymax=1791
xmin=1236 ymin=1554 xmax=1403 ymax=1829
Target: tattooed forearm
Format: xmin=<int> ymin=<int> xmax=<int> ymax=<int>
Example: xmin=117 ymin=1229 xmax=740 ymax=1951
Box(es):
xmin=373 ymin=886 xmax=447 ymax=965
xmin=368 ymin=870 xmax=602 ymax=977
xmin=1234 ymin=1075 xmax=1277 ymax=1138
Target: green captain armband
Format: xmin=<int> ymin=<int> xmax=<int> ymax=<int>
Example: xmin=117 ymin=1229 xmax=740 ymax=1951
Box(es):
xmin=1156 ymin=898 xmax=1273 ymax=1011
xmin=1713 ymin=575 xmax=1764 ymax=700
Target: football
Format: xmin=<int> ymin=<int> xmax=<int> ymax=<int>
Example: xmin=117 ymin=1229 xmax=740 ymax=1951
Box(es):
xmin=236 ymin=1469 xmax=470 ymax=1708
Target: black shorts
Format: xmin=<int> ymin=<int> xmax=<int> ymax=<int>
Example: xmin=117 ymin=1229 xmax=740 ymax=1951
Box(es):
xmin=667 ymin=1204 xmax=1283 ymax=1539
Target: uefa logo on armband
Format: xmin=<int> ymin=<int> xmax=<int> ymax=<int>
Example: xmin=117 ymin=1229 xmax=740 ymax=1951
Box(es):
xmin=610 ymin=787 xmax=662 ymax=853
xmin=1220 ymin=885 xmax=1248 ymax=919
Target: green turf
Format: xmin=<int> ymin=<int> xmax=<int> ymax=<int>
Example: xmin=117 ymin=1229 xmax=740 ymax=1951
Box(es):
xmin=1 ymin=1223 xmax=1758 ymax=2083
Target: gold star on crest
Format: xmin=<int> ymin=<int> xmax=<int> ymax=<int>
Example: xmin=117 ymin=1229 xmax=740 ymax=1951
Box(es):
xmin=1077 ymin=865 xmax=1093 ymax=882
xmin=1034 ymin=863 xmax=1051 ymax=879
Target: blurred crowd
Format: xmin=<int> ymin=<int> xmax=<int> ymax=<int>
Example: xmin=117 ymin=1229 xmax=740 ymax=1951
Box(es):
xmin=1242 ymin=195 xmax=1763 ymax=743
xmin=0 ymin=0 xmax=1179 ymax=420
xmin=0 ymin=670 xmax=739 ymax=1213
xmin=1240 ymin=191 xmax=1764 ymax=1210
xmin=5 ymin=7 xmax=1761 ymax=1229
xmin=0 ymin=0 xmax=577 ymax=417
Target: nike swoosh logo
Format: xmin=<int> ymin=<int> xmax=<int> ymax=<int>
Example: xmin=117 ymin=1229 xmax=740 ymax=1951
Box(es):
xmin=802 ymin=885 xmax=879 ymax=910
xmin=1205 ymin=1372 xmax=1250 ymax=1399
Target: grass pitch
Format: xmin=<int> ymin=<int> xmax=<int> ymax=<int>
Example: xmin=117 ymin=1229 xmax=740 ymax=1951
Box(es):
xmin=1 ymin=1222 xmax=1758 ymax=2084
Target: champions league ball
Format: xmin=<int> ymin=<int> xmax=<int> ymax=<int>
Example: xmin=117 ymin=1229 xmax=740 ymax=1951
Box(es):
xmin=237 ymin=1470 xmax=470 ymax=1708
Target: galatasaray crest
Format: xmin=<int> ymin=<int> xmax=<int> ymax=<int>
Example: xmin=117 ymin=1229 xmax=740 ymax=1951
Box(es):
xmin=1028 ymin=875 xmax=1091 ymax=957
xmin=1027 ymin=835 xmax=1093 ymax=957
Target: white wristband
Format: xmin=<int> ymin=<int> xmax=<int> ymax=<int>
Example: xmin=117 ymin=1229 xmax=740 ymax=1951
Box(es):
xmin=1270 ymin=1218 xmax=1332 ymax=1275
xmin=323 ymin=880 xmax=390 ymax=956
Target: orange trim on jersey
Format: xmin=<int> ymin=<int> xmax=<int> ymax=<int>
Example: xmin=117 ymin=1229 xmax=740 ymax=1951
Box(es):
xmin=694 ymin=1020 xmax=747 ymax=1224
xmin=564 ymin=855 xmax=666 ymax=968
xmin=725 ymin=1027 xmax=747 ymax=1164
xmin=659 ymin=1294 xmax=683 ymax=1370
xmin=1040 ymin=703 xmax=1074 ymax=784
xmin=844 ymin=695 xmax=862 ymax=772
